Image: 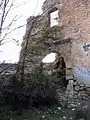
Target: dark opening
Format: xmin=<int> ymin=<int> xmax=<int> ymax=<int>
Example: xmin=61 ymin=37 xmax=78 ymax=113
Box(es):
xmin=53 ymin=53 xmax=68 ymax=88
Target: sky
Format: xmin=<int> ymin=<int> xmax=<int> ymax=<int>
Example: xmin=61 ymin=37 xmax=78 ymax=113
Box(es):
xmin=0 ymin=0 xmax=45 ymax=63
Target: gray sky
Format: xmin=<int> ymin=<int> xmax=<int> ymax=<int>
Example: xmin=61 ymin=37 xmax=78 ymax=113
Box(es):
xmin=0 ymin=0 xmax=45 ymax=63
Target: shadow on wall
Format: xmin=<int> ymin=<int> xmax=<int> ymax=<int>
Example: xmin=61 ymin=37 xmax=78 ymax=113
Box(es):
xmin=73 ymin=67 xmax=90 ymax=85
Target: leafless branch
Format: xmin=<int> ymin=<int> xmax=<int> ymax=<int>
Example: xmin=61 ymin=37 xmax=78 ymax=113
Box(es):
xmin=3 ymin=0 xmax=15 ymax=23
xmin=0 ymin=0 xmax=7 ymax=36
xmin=0 ymin=0 xmax=26 ymax=45
xmin=0 ymin=65 xmax=9 ymax=74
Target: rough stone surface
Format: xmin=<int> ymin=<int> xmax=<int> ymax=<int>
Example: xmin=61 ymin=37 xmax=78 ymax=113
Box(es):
xmin=56 ymin=81 xmax=90 ymax=120
xmin=15 ymin=1 xmax=90 ymax=110
xmin=20 ymin=0 xmax=72 ymax=75
xmin=20 ymin=0 xmax=90 ymax=85
xmin=42 ymin=0 xmax=90 ymax=84
xmin=75 ymin=86 xmax=80 ymax=91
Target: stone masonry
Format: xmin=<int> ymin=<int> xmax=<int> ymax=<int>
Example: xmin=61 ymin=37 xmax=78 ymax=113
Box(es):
xmin=20 ymin=0 xmax=90 ymax=85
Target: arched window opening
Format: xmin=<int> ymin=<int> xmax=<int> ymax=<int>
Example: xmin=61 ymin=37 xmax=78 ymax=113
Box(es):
xmin=42 ymin=52 xmax=57 ymax=63
xmin=42 ymin=52 xmax=68 ymax=87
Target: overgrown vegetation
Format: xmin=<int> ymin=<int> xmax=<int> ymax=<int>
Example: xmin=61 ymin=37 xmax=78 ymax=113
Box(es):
xmin=0 ymin=60 xmax=67 ymax=109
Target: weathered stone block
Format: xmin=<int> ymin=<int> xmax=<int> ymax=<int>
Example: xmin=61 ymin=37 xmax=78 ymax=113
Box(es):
xmin=75 ymin=86 xmax=80 ymax=91
xmin=73 ymin=82 xmax=78 ymax=86
xmin=66 ymin=75 xmax=74 ymax=80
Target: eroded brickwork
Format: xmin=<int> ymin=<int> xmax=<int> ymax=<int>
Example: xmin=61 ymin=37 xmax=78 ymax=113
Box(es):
xmin=42 ymin=0 xmax=90 ymax=84
xmin=20 ymin=0 xmax=90 ymax=84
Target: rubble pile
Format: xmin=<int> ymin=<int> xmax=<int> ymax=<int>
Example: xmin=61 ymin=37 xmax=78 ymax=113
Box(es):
xmin=73 ymin=81 xmax=90 ymax=100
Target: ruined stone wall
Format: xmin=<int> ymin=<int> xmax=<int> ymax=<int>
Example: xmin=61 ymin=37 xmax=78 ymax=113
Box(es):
xmin=55 ymin=0 xmax=90 ymax=84
xmin=20 ymin=1 xmax=72 ymax=73
xmin=42 ymin=0 xmax=90 ymax=84
xmin=20 ymin=0 xmax=90 ymax=84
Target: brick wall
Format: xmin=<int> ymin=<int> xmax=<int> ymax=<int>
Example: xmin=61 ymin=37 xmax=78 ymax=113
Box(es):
xmin=57 ymin=0 xmax=90 ymax=84
xmin=20 ymin=0 xmax=90 ymax=84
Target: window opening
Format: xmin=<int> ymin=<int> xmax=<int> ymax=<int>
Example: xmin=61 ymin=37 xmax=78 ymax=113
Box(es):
xmin=42 ymin=52 xmax=57 ymax=63
xmin=50 ymin=10 xmax=59 ymax=27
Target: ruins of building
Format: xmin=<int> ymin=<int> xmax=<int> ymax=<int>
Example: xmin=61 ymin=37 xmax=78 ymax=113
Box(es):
xmin=20 ymin=0 xmax=90 ymax=85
